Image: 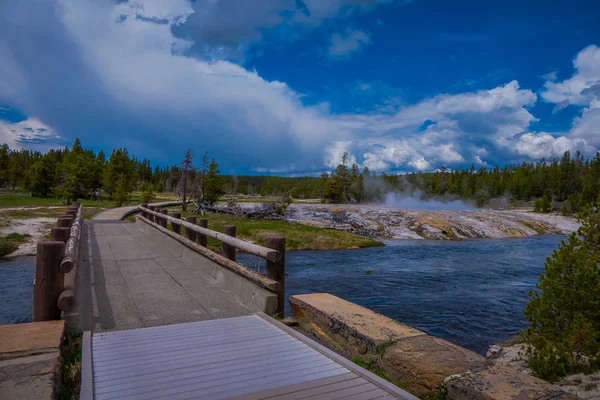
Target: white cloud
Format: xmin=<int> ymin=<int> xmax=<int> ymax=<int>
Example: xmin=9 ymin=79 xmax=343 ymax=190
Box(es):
xmin=0 ymin=118 xmax=61 ymax=151
xmin=0 ymin=1 xmax=597 ymax=174
xmin=328 ymin=29 xmax=371 ymax=58
xmin=542 ymin=45 xmax=600 ymax=108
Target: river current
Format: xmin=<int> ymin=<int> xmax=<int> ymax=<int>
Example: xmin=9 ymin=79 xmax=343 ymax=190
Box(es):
xmin=0 ymin=235 xmax=564 ymax=354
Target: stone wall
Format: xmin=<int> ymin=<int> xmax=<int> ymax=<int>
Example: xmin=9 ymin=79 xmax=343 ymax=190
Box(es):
xmin=290 ymin=293 xmax=580 ymax=399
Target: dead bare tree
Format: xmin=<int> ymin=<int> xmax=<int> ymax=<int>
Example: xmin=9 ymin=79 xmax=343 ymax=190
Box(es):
xmin=191 ymin=151 xmax=211 ymax=215
xmin=180 ymin=148 xmax=194 ymax=211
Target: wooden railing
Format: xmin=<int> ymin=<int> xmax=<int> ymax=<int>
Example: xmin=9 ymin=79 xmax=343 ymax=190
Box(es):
xmin=33 ymin=202 xmax=83 ymax=322
xmin=138 ymin=204 xmax=286 ymax=315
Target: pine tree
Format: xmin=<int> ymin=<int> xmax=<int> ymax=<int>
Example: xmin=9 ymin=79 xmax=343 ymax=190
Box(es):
xmin=113 ymin=174 xmax=131 ymax=207
xmin=204 ymin=158 xmax=223 ymax=205
xmin=524 ymin=197 xmax=600 ymax=381
xmin=30 ymin=156 xmax=56 ymax=197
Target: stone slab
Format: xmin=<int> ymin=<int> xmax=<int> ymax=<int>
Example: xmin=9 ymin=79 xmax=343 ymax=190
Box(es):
xmin=0 ymin=321 xmax=64 ymax=359
xmin=290 ymin=293 xmax=425 ymax=355
xmin=0 ymin=321 xmax=64 ymax=400
xmin=445 ymin=364 xmax=580 ymax=400
xmin=380 ymin=334 xmax=486 ymax=396
xmin=0 ymin=352 xmax=60 ymax=400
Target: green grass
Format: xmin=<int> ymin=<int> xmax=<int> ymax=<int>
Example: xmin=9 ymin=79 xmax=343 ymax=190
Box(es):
xmin=0 ymin=189 xmax=176 ymax=209
xmin=0 ymin=233 xmax=30 ymax=257
xmin=172 ymin=209 xmax=384 ymax=251
xmin=58 ymin=334 xmax=82 ymax=400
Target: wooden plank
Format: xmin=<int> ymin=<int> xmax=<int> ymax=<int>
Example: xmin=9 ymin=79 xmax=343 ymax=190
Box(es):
xmin=256 ymin=313 xmax=419 ymax=400
xmin=92 ymin=333 xmax=297 ymax=373
xmin=94 ymin=347 xmax=320 ymax=391
xmin=231 ymin=373 xmax=357 ymax=400
xmin=80 ymin=331 xmax=93 ymax=400
xmin=314 ymin=383 xmax=378 ymax=399
xmin=95 ymin=352 xmax=333 ymax=398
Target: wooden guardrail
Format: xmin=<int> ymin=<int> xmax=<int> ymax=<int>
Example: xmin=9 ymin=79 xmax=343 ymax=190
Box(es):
xmin=33 ymin=202 xmax=83 ymax=322
xmin=139 ymin=204 xmax=286 ymax=315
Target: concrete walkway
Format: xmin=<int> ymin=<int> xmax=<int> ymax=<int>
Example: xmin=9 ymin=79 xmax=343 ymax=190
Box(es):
xmin=75 ymin=220 xmax=262 ymax=333
xmin=91 ymin=201 xmax=181 ymax=221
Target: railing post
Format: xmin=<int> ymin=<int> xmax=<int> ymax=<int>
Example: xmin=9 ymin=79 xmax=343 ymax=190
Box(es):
xmin=33 ymin=241 xmax=65 ymax=321
xmin=57 ymin=216 xmax=73 ymax=228
xmin=141 ymin=203 xmax=148 ymax=219
xmin=223 ymin=225 xmax=236 ymax=261
xmin=51 ymin=227 xmax=70 ymax=243
xmin=196 ymin=219 xmax=208 ymax=247
xmin=160 ymin=209 xmax=168 ymax=228
xmin=171 ymin=212 xmax=181 ymax=234
xmin=266 ymin=236 xmax=286 ymax=317
xmin=185 ymin=216 xmax=197 ymax=241
xmin=147 ymin=205 xmax=155 ymax=222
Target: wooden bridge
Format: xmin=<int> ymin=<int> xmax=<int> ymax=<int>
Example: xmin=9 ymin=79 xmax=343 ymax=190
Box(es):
xmin=32 ymin=203 xmax=416 ymax=400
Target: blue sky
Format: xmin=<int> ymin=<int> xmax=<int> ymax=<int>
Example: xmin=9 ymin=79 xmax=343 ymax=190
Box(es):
xmin=1 ymin=0 xmax=599 ymax=175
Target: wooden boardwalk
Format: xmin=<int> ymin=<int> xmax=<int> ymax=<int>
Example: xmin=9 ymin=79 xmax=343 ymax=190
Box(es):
xmin=82 ymin=314 xmax=417 ymax=400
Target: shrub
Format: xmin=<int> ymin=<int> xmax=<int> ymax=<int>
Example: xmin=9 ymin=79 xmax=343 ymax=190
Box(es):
xmin=523 ymin=197 xmax=600 ymax=381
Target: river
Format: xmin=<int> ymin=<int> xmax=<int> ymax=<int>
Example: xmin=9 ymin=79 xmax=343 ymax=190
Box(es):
xmin=0 ymin=235 xmax=564 ymax=355
xmin=240 ymin=235 xmax=564 ymax=355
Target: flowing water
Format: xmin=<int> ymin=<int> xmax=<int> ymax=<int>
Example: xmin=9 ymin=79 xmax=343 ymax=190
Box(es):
xmin=0 ymin=256 xmax=35 ymax=325
xmin=240 ymin=235 xmax=564 ymax=355
xmin=0 ymin=236 xmax=564 ymax=355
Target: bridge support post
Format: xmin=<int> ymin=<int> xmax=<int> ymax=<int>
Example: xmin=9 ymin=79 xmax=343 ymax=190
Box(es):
xmin=266 ymin=236 xmax=286 ymax=317
xmin=33 ymin=241 xmax=65 ymax=321
xmin=57 ymin=216 xmax=73 ymax=228
xmin=171 ymin=212 xmax=181 ymax=234
xmin=51 ymin=227 xmax=70 ymax=243
xmin=223 ymin=225 xmax=236 ymax=261
xmin=147 ymin=206 xmax=155 ymax=222
xmin=185 ymin=216 xmax=197 ymax=242
xmin=141 ymin=204 xmax=148 ymax=219
xmin=160 ymin=209 xmax=168 ymax=228
xmin=196 ymin=219 xmax=208 ymax=247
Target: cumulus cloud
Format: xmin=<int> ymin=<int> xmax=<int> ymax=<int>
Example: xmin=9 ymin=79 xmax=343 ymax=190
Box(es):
xmin=173 ymin=0 xmax=395 ymax=61
xmin=328 ymin=28 xmax=371 ymax=58
xmin=542 ymin=45 xmax=600 ymax=108
xmin=0 ymin=118 xmax=61 ymax=151
xmin=0 ymin=0 xmax=597 ymax=175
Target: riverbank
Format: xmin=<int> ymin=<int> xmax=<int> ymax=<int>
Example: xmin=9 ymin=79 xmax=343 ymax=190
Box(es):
xmin=277 ymin=203 xmax=579 ymax=240
xmin=176 ymin=210 xmax=384 ymax=251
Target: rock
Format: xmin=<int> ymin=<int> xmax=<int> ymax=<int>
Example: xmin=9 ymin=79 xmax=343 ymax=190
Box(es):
xmin=445 ymin=365 xmax=580 ymax=400
xmin=281 ymin=317 xmax=299 ymax=327
xmin=0 ymin=321 xmax=65 ymax=400
xmin=379 ymin=335 xmax=486 ymax=396
xmin=290 ymin=293 xmax=425 ymax=357
xmin=487 ymin=344 xmax=502 ymax=359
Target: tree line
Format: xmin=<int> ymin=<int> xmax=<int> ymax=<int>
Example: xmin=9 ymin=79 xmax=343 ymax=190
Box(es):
xmin=319 ymin=150 xmax=600 ymax=213
xmin=1 ymin=138 xmax=599 ymax=212
xmin=0 ymin=139 xmax=223 ymax=207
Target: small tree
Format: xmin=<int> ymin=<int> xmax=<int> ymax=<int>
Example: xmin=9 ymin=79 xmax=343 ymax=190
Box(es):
xmin=204 ymin=158 xmax=223 ymax=205
xmin=113 ymin=174 xmax=131 ymax=207
xmin=523 ymin=198 xmax=600 ymax=381
xmin=534 ymin=193 xmax=552 ymax=213
xmin=141 ymin=182 xmax=155 ymax=204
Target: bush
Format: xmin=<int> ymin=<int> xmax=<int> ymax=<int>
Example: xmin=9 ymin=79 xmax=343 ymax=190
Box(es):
xmin=534 ymin=194 xmax=552 ymax=213
xmin=113 ymin=174 xmax=131 ymax=207
xmin=140 ymin=182 xmax=156 ymax=204
xmin=523 ymin=198 xmax=600 ymax=381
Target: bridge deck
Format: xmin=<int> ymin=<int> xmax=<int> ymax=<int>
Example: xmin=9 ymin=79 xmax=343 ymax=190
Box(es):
xmin=77 ymin=220 xmax=254 ymax=332
xmin=82 ymin=314 xmax=416 ymax=400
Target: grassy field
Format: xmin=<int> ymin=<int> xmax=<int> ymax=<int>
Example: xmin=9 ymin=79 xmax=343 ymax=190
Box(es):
xmin=0 ymin=189 xmax=382 ymax=253
xmin=175 ymin=209 xmax=383 ymax=252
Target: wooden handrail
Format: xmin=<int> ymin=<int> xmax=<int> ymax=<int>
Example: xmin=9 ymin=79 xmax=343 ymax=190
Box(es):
xmin=140 ymin=205 xmax=281 ymax=262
